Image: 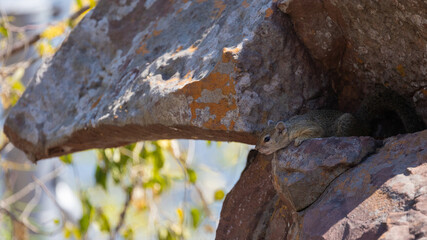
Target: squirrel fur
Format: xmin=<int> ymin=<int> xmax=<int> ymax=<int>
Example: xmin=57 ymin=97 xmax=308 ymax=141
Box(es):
xmin=255 ymin=86 xmax=425 ymax=155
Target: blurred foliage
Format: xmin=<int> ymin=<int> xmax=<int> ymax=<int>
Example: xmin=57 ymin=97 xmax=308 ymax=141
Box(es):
xmin=55 ymin=140 xmax=217 ymax=240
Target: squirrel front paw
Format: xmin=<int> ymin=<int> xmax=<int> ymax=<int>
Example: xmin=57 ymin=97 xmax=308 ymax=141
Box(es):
xmin=294 ymin=139 xmax=304 ymax=146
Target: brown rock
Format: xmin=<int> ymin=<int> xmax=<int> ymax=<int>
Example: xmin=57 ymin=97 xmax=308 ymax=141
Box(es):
xmin=218 ymin=130 xmax=427 ymax=239
xmin=273 ymin=136 xmax=378 ymax=211
xmin=216 ymin=152 xmax=297 ymax=240
xmin=278 ymin=0 xmax=427 ymax=122
xmin=300 ymin=130 xmax=427 ymax=240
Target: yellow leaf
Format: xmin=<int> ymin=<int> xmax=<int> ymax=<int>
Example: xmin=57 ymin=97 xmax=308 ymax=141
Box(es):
xmin=157 ymin=140 xmax=171 ymax=149
xmin=37 ymin=41 xmax=55 ymax=56
xmin=177 ymin=208 xmax=184 ymax=224
xmin=214 ymin=189 xmax=225 ymax=201
xmin=41 ymin=23 xmax=66 ymax=40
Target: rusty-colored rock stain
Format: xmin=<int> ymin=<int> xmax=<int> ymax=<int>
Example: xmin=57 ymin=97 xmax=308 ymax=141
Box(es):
xmin=153 ymin=29 xmax=162 ymax=36
xmin=241 ymin=0 xmax=249 ymax=8
xmin=212 ymin=0 xmax=226 ymax=19
xmin=174 ymin=47 xmax=241 ymax=130
xmin=265 ymin=8 xmax=273 ymax=18
xmin=136 ymin=43 xmax=149 ymax=55
xmin=396 ymin=64 xmax=405 ymax=77
xmin=176 ymin=71 xmax=237 ymax=130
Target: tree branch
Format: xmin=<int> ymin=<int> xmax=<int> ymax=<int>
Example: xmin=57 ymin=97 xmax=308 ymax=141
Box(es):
xmin=0 ymin=6 xmax=91 ymax=60
xmin=0 ymin=166 xmax=63 ymax=208
xmin=110 ymin=188 xmax=133 ymax=240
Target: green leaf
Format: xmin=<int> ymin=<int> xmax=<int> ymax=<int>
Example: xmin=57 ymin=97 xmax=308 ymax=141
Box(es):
xmin=75 ymin=0 xmax=83 ymax=8
xmin=95 ymin=165 xmax=107 ymax=190
xmin=186 ymin=168 xmax=197 ymax=183
xmin=63 ymin=225 xmax=72 ymax=239
xmin=96 ymin=211 xmax=110 ymax=232
xmin=79 ymin=212 xmax=91 ymax=234
xmin=59 ymin=154 xmax=73 ymax=165
xmin=157 ymin=227 xmax=178 ymax=240
xmin=79 ymin=197 xmax=94 ymax=234
xmin=151 ymin=144 xmax=165 ymax=170
xmin=214 ymin=189 xmax=225 ymax=201
xmin=123 ymin=227 xmax=134 ymax=240
xmin=89 ymin=0 xmax=97 ymax=7
xmin=190 ymin=208 xmax=201 ymax=228
xmin=0 ymin=25 xmax=8 ymax=37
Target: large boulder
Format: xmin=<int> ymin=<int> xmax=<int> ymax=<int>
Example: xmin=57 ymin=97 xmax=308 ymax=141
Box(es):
xmin=218 ymin=130 xmax=427 ymax=239
xmin=273 ymin=136 xmax=378 ymax=211
xmin=4 ymin=0 xmax=329 ymax=161
xmin=277 ymin=0 xmax=427 ymax=119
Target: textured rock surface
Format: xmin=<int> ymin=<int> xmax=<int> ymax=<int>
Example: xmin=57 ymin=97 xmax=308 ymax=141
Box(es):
xmin=278 ymin=0 xmax=427 ymax=120
xmin=4 ymin=0 xmax=329 ymax=161
xmin=216 ymin=152 xmax=298 ymax=240
xmin=300 ymin=130 xmax=427 ymax=239
xmin=273 ymin=136 xmax=378 ymax=210
xmin=4 ymin=0 xmax=427 ymax=237
xmin=218 ymin=130 xmax=427 ymax=240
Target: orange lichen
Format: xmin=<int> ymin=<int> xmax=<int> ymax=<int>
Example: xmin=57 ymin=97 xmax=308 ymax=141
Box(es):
xmin=242 ymin=0 xmax=249 ymax=8
xmin=396 ymin=64 xmax=405 ymax=77
xmin=176 ymin=46 xmax=183 ymax=52
xmin=175 ymin=70 xmax=237 ymax=130
xmin=265 ymin=8 xmax=273 ymax=18
xmin=153 ymin=30 xmax=162 ymax=36
xmin=137 ymin=43 xmax=150 ymax=55
xmin=188 ymin=45 xmax=198 ymax=53
xmin=177 ymin=7 xmax=183 ymax=13
xmin=222 ymin=47 xmax=241 ymax=63
xmin=212 ymin=0 xmax=226 ymax=19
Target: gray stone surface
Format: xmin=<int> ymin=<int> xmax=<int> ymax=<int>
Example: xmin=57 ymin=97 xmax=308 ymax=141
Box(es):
xmin=4 ymin=0 xmax=328 ymax=161
xmin=278 ymin=0 xmax=427 ymax=121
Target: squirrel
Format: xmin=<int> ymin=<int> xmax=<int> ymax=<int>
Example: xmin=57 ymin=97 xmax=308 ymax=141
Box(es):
xmin=255 ymin=86 xmax=425 ymax=155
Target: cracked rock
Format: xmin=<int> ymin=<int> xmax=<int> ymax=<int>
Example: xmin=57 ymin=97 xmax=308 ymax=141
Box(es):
xmin=272 ymin=136 xmax=378 ymax=211
xmin=218 ymin=130 xmax=427 ymax=240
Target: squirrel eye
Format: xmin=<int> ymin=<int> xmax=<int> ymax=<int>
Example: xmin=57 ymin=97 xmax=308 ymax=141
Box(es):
xmin=264 ymin=136 xmax=270 ymax=143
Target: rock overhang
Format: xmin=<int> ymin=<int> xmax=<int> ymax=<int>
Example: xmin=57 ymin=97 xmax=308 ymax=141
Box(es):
xmin=5 ymin=0 xmax=328 ymax=161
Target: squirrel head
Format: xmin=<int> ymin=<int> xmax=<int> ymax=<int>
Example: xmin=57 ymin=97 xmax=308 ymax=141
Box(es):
xmin=255 ymin=121 xmax=291 ymax=155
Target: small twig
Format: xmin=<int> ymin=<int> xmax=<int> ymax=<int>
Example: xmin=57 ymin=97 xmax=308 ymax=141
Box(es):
xmin=0 ymin=5 xmax=91 ymax=60
xmin=0 ymin=166 xmax=63 ymax=208
xmin=0 ymin=207 xmax=39 ymax=233
xmin=0 ymin=34 xmax=41 ymax=60
xmin=0 ymin=160 xmax=34 ymax=171
xmin=193 ymin=183 xmax=211 ymax=217
xmin=19 ymin=185 xmax=41 ymax=220
xmin=70 ymin=6 xmax=91 ymax=20
xmin=111 ymin=188 xmax=133 ymax=240
xmin=32 ymin=175 xmax=66 ymax=235
xmin=20 ymin=186 xmax=42 ymax=233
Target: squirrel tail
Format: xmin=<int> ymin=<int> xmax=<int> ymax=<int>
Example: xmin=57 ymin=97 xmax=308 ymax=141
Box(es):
xmin=355 ymin=85 xmax=425 ymax=135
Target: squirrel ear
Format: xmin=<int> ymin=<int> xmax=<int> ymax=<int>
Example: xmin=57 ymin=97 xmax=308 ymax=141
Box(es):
xmin=267 ymin=120 xmax=275 ymax=126
xmin=275 ymin=121 xmax=286 ymax=133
